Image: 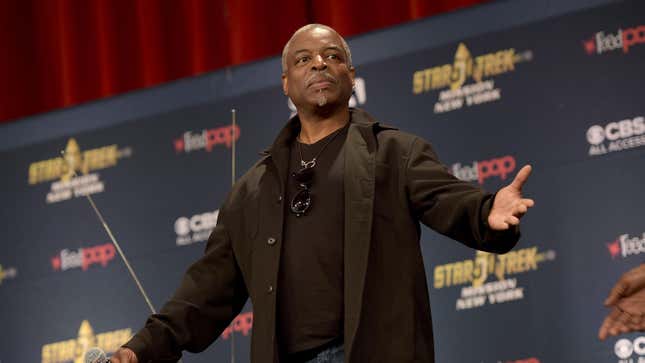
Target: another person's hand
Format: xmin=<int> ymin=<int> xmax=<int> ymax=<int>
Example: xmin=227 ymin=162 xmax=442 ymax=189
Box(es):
xmin=488 ymin=165 xmax=535 ymax=230
xmin=109 ymin=347 xmax=139 ymax=363
xmin=599 ymin=264 xmax=645 ymax=340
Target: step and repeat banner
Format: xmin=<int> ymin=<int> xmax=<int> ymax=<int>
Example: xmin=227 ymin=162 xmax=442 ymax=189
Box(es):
xmin=1 ymin=1 xmax=643 ymax=362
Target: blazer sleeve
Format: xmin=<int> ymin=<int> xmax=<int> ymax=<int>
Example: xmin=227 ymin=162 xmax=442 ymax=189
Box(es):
xmin=404 ymin=136 xmax=520 ymax=253
xmin=123 ymin=202 xmax=249 ymax=363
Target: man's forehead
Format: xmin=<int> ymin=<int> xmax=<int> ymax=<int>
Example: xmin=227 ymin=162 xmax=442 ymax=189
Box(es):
xmin=288 ymin=27 xmax=343 ymax=53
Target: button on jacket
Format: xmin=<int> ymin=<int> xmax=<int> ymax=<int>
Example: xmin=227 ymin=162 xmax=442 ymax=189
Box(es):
xmin=124 ymin=108 xmax=520 ymax=363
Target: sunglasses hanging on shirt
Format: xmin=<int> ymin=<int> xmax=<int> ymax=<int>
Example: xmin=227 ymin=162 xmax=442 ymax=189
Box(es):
xmin=290 ymin=125 xmax=346 ymax=217
xmin=290 ymin=166 xmax=314 ymax=216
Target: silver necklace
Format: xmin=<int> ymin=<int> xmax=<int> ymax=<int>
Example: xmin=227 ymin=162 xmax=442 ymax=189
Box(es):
xmin=296 ymin=126 xmax=346 ymax=169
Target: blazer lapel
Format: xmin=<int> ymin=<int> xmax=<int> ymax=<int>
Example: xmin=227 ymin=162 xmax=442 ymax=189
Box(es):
xmin=262 ymin=114 xmax=300 ymax=188
xmin=343 ymin=110 xmax=377 ymax=361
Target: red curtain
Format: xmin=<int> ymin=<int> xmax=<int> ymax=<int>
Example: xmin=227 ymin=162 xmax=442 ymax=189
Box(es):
xmin=0 ymin=0 xmax=487 ymax=124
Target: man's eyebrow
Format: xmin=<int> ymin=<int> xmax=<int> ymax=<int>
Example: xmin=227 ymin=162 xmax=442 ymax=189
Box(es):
xmin=292 ymin=46 xmax=343 ymax=55
xmin=323 ymin=46 xmax=343 ymax=52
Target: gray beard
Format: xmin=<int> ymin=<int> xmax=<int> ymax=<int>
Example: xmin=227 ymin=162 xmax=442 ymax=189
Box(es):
xmin=316 ymin=90 xmax=328 ymax=107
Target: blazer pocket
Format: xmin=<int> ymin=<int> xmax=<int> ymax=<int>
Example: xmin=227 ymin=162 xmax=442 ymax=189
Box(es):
xmin=241 ymin=195 xmax=260 ymax=240
xmin=374 ymin=162 xmax=395 ymax=221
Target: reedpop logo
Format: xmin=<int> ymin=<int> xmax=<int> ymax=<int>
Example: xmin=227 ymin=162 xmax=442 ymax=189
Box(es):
xmin=451 ymin=155 xmax=516 ymax=184
xmin=51 ymin=243 xmax=116 ymax=272
xmin=583 ymin=24 xmax=645 ymax=55
xmin=173 ymin=125 xmax=240 ymax=153
xmin=607 ymin=233 xmax=645 ymax=260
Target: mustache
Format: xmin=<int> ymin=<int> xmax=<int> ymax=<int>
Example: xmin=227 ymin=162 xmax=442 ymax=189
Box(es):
xmin=305 ymin=72 xmax=337 ymax=87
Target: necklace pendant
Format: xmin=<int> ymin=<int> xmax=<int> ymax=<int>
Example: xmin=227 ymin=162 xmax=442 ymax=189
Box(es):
xmin=301 ymin=159 xmax=316 ymax=169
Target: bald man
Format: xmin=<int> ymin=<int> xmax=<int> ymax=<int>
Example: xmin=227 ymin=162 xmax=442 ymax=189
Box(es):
xmin=111 ymin=24 xmax=534 ymax=363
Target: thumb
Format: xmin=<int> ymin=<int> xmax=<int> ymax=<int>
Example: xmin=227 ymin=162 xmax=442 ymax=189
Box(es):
xmin=510 ymin=164 xmax=532 ymax=191
xmin=605 ymin=280 xmax=630 ymax=306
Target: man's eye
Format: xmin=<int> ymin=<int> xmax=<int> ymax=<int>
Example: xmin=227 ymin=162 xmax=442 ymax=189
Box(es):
xmin=296 ymin=56 xmax=310 ymax=64
xmin=326 ymin=54 xmax=339 ymax=60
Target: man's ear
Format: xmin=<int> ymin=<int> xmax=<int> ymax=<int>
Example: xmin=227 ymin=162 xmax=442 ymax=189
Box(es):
xmin=349 ymin=66 xmax=356 ymax=88
xmin=281 ymin=73 xmax=288 ymax=96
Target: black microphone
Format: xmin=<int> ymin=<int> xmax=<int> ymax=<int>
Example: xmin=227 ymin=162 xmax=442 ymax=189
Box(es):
xmin=84 ymin=347 xmax=110 ymax=363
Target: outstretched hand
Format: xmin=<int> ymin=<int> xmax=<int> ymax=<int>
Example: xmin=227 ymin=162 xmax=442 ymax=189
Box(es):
xmin=599 ymin=264 xmax=645 ymax=340
xmin=488 ymin=165 xmax=535 ymax=231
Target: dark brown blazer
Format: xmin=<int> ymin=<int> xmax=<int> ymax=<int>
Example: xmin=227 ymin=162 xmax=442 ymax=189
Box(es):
xmin=125 ymin=108 xmax=519 ymax=363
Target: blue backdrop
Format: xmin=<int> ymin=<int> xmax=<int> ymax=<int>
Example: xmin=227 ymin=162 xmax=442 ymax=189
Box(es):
xmin=1 ymin=1 xmax=644 ymax=362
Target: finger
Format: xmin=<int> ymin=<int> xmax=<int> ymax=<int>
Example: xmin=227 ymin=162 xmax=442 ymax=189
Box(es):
xmin=602 ymin=314 xmax=624 ymax=339
xmin=610 ymin=324 xmax=622 ymax=336
xmin=505 ymin=215 xmax=520 ymax=226
xmin=515 ymin=204 xmax=528 ymax=215
xmin=490 ymin=218 xmax=510 ymax=230
xmin=605 ymin=280 xmax=630 ymax=306
xmin=606 ymin=308 xmax=630 ymax=337
xmin=599 ymin=315 xmax=613 ymax=340
xmin=510 ymin=165 xmax=532 ymax=191
xmin=619 ymin=323 xmax=631 ymax=334
xmin=521 ymin=198 xmax=535 ymax=208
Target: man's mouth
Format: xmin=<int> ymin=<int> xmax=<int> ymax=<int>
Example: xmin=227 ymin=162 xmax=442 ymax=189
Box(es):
xmin=308 ymin=80 xmax=333 ymax=88
xmin=306 ymin=73 xmax=337 ymax=88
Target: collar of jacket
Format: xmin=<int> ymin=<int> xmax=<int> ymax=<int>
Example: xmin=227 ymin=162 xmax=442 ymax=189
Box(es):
xmin=258 ymin=107 xmax=395 ymax=156
xmin=258 ymin=108 xmax=394 ymax=184
xmin=260 ymin=107 xmax=397 ymax=361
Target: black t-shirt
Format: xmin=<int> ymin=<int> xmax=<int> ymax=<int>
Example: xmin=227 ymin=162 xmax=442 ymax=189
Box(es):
xmin=277 ymin=123 xmax=349 ymax=358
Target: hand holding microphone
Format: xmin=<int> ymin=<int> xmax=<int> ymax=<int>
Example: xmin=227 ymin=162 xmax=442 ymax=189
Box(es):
xmin=108 ymin=347 xmax=139 ymax=363
xmin=84 ymin=347 xmax=138 ymax=363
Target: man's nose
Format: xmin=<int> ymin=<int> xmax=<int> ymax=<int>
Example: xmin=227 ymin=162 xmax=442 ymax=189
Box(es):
xmin=311 ymin=54 xmax=327 ymax=70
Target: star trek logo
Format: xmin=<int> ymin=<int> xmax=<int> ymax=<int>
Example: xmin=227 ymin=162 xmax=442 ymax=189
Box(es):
xmin=0 ymin=264 xmax=18 ymax=285
xmin=606 ymin=233 xmax=645 ymax=260
xmin=28 ymin=138 xmax=132 ymax=204
xmin=433 ymin=245 xmax=556 ymax=311
xmin=41 ymin=320 xmax=131 ymax=363
xmin=412 ymin=43 xmax=532 ymax=114
xmin=583 ymin=25 xmax=645 ymax=55
xmin=173 ymin=125 xmax=240 ymax=153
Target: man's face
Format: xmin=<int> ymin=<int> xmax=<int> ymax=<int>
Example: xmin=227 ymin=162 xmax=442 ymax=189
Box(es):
xmin=282 ymin=27 xmax=355 ymax=112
